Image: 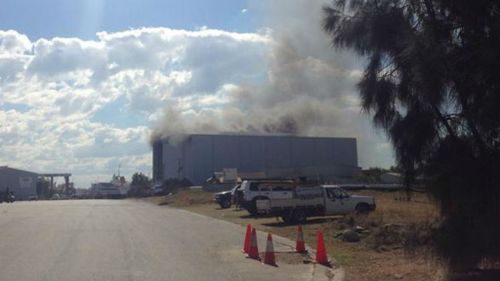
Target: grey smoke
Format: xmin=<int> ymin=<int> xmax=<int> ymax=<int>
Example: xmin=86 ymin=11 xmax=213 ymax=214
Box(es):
xmin=150 ymin=0 xmax=394 ymax=168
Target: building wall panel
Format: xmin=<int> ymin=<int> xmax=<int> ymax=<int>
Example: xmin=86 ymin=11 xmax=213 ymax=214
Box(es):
xmin=162 ymin=141 xmax=181 ymax=180
xmin=0 ymin=168 xmax=38 ymax=200
xmin=291 ymin=137 xmax=317 ymax=168
xmin=263 ymin=136 xmax=292 ymax=170
xmin=237 ymin=136 xmax=266 ymax=172
xmin=212 ymin=135 xmax=240 ymax=171
xmin=156 ymin=134 xmax=360 ymax=185
xmin=188 ymin=135 xmax=213 ymax=183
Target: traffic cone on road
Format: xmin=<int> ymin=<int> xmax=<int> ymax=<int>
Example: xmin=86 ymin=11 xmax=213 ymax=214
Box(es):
xmin=296 ymin=225 xmax=306 ymax=253
xmin=247 ymin=228 xmax=260 ymax=260
xmin=263 ymin=233 xmax=277 ymax=266
xmin=242 ymin=224 xmax=252 ymax=254
xmin=315 ymin=230 xmax=329 ymax=265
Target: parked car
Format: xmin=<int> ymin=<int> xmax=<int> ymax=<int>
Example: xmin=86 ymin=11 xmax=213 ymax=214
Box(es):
xmin=51 ymin=193 xmax=61 ymax=200
xmin=213 ymin=184 xmax=240 ymax=209
xmin=256 ymin=185 xmax=376 ymax=224
xmin=151 ymin=184 xmax=165 ymax=196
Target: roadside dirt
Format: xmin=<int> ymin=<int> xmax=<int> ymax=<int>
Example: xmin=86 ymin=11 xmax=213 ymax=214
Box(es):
xmin=144 ymin=189 xmax=446 ymax=281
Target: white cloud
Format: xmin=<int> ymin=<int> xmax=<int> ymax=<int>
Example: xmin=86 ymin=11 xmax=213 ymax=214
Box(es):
xmin=27 ymin=37 xmax=105 ymax=77
xmin=0 ymin=30 xmax=31 ymax=55
xmin=0 ymin=27 xmax=273 ymax=188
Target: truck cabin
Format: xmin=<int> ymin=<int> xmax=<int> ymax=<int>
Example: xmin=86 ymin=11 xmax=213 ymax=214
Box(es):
xmin=324 ymin=186 xmax=351 ymax=200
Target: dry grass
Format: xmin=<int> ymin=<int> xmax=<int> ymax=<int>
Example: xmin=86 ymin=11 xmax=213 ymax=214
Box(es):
xmin=357 ymin=190 xmax=439 ymax=224
xmin=148 ymin=189 xmax=445 ymax=281
xmin=145 ymin=189 xmax=213 ymax=207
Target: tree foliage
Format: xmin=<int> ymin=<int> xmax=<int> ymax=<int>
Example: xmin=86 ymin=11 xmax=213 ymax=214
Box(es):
xmin=131 ymin=172 xmax=150 ymax=186
xmin=324 ymin=0 xmax=500 ymax=272
xmin=36 ymin=178 xmax=51 ymax=199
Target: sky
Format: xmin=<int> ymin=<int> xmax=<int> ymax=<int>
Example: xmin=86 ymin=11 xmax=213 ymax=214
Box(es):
xmin=0 ymin=0 xmax=394 ymax=188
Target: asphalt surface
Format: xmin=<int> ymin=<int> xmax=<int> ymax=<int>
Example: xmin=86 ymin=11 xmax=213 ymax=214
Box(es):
xmin=0 ymin=200 xmax=339 ymax=281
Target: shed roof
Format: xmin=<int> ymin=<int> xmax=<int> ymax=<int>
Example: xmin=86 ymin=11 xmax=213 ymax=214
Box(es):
xmin=0 ymin=166 xmax=38 ymax=176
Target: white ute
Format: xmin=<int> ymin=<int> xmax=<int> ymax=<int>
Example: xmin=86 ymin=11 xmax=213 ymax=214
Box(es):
xmin=240 ymin=180 xmax=305 ymax=215
xmin=256 ymin=185 xmax=376 ymax=224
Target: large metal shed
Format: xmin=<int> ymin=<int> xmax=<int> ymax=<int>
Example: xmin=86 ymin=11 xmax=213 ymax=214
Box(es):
xmin=153 ymin=134 xmax=360 ymax=185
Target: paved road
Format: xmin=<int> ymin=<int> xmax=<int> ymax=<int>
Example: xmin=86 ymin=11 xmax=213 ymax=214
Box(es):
xmin=0 ymin=200 xmax=333 ymax=281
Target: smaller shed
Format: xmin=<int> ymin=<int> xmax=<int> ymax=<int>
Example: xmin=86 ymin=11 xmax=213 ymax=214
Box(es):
xmin=0 ymin=166 xmax=38 ymax=200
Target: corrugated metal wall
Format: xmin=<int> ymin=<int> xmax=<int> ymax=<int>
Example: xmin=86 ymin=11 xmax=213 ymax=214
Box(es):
xmin=162 ymin=139 xmax=183 ymax=181
xmin=152 ymin=140 xmax=163 ymax=182
xmin=158 ymin=134 xmax=359 ymax=185
xmin=0 ymin=168 xmax=38 ymax=200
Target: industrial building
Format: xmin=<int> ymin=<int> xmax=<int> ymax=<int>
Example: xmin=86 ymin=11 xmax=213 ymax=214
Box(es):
xmin=0 ymin=166 xmax=38 ymax=200
xmin=153 ymin=134 xmax=360 ymax=185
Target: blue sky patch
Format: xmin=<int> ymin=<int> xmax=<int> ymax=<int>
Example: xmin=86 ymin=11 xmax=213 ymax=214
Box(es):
xmin=0 ymin=102 xmax=31 ymax=113
xmin=91 ymin=96 xmax=148 ymax=128
xmin=0 ymin=0 xmax=255 ymax=40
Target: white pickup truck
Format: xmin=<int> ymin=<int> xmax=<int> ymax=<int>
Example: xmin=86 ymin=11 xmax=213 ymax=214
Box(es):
xmin=256 ymin=185 xmax=376 ymax=224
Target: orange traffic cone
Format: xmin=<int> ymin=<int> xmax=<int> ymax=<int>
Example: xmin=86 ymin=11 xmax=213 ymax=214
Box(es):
xmin=296 ymin=225 xmax=306 ymax=253
xmin=243 ymin=224 xmax=252 ymax=253
xmin=247 ymin=228 xmax=260 ymax=260
xmin=263 ymin=233 xmax=277 ymax=266
xmin=315 ymin=230 xmax=329 ymax=265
